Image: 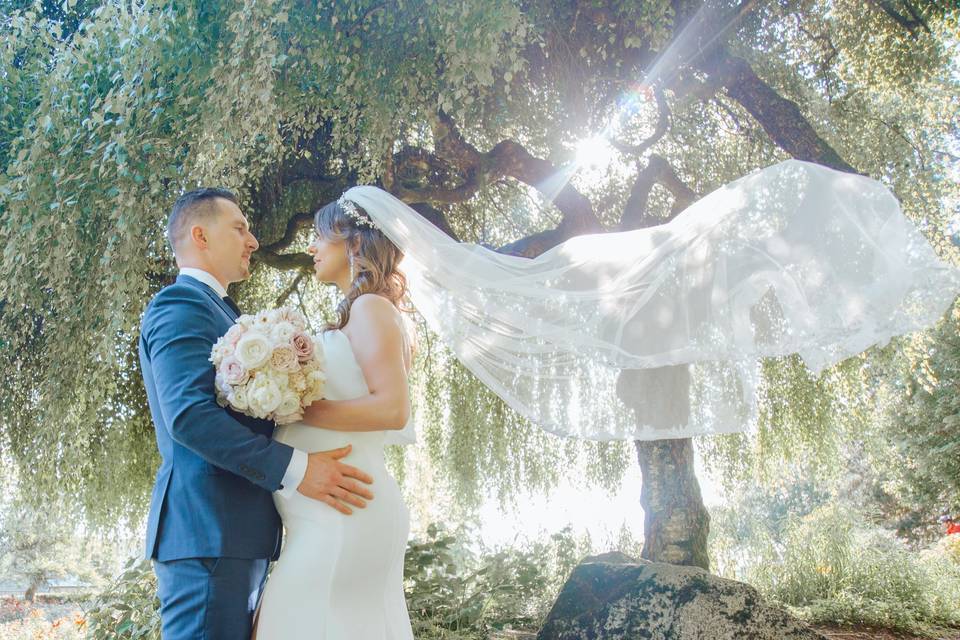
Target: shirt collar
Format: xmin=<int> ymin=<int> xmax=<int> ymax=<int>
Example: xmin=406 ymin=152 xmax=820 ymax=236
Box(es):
xmin=179 ymin=267 xmax=228 ymax=298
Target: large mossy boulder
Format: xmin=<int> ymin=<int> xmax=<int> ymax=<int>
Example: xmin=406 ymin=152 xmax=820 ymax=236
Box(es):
xmin=538 ymin=552 xmax=826 ymax=640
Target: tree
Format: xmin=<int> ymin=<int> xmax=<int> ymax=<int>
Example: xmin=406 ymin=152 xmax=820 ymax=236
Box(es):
xmin=0 ymin=489 xmax=114 ymax=601
xmin=1 ymin=0 xmax=958 ymax=571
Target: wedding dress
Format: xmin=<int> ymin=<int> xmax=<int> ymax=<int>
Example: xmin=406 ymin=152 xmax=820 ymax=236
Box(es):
xmin=254 ymin=328 xmax=414 ymax=640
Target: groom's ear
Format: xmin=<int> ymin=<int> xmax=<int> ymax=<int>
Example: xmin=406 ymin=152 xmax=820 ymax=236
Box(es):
xmin=190 ymin=224 xmax=208 ymax=249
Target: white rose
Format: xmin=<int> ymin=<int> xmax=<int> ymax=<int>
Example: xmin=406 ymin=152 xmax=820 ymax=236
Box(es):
xmin=227 ymin=385 xmax=249 ymax=411
xmin=306 ymin=369 xmax=326 ymax=388
xmin=270 ymin=321 xmax=296 ymax=343
xmin=275 ymin=306 xmax=299 ymax=323
xmin=304 ymin=369 xmax=326 ymax=402
xmin=276 ymin=391 xmax=301 ymax=417
xmin=237 ymin=313 xmax=257 ymax=329
xmin=235 ymin=331 xmax=272 ymax=369
xmin=269 ymin=370 xmax=289 ymax=389
xmin=210 ymin=336 xmax=232 ymax=366
xmin=247 ymin=376 xmax=282 ymax=417
xmin=215 ymin=371 xmax=229 ymax=394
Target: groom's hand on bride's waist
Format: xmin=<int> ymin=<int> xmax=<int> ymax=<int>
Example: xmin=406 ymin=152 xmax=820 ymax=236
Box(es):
xmin=297 ymin=444 xmax=375 ymax=515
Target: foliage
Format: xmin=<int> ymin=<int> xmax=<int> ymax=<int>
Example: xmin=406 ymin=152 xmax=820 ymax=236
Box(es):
xmin=404 ymin=523 xmax=590 ymax=638
xmin=82 ymin=558 xmax=159 ymax=640
xmin=0 ymin=609 xmax=86 ymax=640
xmin=877 ymin=305 xmax=960 ymax=529
xmin=0 ymin=490 xmax=114 ymax=601
xmin=80 ymin=524 xmax=593 ymax=639
xmin=711 ymin=499 xmax=960 ymax=637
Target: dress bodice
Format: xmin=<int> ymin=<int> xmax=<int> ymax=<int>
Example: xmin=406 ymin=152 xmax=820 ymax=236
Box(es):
xmin=273 ymin=329 xmax=415 ymax=454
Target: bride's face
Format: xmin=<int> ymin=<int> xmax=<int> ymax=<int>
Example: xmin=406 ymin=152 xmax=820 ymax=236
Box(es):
xmin=306 ymin=231 xmax=351 ymax=284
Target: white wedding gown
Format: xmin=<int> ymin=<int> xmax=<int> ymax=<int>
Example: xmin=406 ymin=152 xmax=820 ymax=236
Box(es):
xmin=255 ymin=329 xmax=414 ymax=640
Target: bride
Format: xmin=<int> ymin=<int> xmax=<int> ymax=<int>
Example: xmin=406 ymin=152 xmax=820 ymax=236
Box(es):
xmin=253 ymin=196 xmax=417 ymax=639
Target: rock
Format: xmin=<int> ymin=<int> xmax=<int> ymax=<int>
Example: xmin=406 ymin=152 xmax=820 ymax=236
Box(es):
xmin=537 ymin=552 xmax=826 ymax=640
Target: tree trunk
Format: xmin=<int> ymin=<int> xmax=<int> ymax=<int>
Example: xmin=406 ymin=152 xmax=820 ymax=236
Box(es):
xmin=634 ymin=438 xmax=711 ymax=570
xmin=24 ymin=580 xmax=40 ymax=602
xmin=617 ymin=366 xmax=711 ymax=570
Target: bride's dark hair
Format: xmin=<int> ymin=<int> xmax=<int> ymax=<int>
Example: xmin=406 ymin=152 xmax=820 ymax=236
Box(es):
xmin=314 ymin=199 xmax=416 ymax=350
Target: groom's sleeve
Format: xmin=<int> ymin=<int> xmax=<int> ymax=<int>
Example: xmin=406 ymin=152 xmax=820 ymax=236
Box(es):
xmin=142 ymin=286 xmax=294 ymax=491
xmin=277 ymin=450 xmax=308 ymax=499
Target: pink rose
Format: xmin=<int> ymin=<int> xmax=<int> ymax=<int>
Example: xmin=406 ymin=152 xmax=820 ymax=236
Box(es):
xmin=222 ymin=356 xmax=250 ymax=386
xmin=225 ymin=324 xmax=247 ymax=347
xmin=271 ymin=345 xmax=300 ymax=372
xmin=291 ymin=332 xmax=314 ymax=363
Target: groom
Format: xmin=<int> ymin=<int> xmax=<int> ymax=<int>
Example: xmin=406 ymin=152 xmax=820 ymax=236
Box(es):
xmin=138 ymin=188 xmax=375 ymax=639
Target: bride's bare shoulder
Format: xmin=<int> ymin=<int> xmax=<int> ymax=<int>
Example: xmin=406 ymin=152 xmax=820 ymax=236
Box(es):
xmin=351 ymin=292 xmax=397 ymax=314
xmin=343 ymin=294 xmax=402 ymax=334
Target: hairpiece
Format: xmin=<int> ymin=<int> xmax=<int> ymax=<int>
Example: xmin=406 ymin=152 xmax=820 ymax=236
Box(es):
xmin=338 ymin=196 xmax=377 ymax=229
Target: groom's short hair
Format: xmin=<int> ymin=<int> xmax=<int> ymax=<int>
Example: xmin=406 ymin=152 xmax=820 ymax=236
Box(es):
xmin=167 ymin=188 xmax=238 ymax=253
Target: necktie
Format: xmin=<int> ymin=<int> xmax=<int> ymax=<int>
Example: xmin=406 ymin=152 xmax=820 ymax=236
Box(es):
xmin=222 ymin=295 xmax=242 ymax=317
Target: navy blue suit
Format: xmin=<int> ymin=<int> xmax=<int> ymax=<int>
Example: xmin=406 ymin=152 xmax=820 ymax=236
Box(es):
xmin=138 ymin=274 xmax=295 ymax=638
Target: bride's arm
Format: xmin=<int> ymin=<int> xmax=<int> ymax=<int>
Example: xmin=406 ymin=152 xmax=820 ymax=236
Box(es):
xmin=301 ymin=294 xmax=410 ymax=432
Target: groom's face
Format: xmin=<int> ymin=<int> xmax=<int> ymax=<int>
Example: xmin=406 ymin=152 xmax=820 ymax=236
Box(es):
xmin=206 ymin=198 xmax=258 ymax=284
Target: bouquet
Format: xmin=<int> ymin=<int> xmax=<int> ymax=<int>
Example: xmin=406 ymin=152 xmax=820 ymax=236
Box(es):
xmin=209 ymin=306 xmax=326 ymax=424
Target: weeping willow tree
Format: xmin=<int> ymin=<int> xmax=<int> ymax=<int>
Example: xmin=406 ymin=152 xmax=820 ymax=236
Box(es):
xmin=1 ymin=0 xmax=958 ymax=571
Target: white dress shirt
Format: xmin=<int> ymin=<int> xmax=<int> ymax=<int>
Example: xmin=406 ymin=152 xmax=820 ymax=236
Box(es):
xmin=178 ymin=268 xmax=308 ymax=498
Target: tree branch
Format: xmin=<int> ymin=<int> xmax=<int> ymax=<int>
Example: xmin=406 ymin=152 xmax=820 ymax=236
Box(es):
xmin=695 ymin=44 xmax=859 ymax=174
xmin=609 ymin=85 xmax=671 ymax=157
xmin=621 ymin=154 xmax=698 ymax=231
xmin=386 ymin=111 xmax=602 ymax=238
xmin=251 ymin=248 xmax=312 ymax=271
xmin=275 ymin=270 xmax=309 ymax=307
xmin=261 ymin=212 xmax=314 ymax=254
xmin=865 ymin=0 xmax=931 ymax=35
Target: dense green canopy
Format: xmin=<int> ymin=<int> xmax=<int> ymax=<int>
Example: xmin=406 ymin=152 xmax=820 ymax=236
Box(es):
xmin=1 ymin=0 xmax=957 ymax=527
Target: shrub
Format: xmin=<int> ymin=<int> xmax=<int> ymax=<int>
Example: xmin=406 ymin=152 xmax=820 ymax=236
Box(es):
xmin=83 ymin=558 xmax=159 ymax=640
xmin=712 ymin=503 xmax=960 ymax=637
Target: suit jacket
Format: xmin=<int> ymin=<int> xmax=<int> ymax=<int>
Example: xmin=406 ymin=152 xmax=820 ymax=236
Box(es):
xmin=138 ymin=274 xmax=293 ymax=561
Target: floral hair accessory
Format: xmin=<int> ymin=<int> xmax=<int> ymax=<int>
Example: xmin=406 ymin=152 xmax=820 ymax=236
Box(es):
xmin=338 ymin=196 xmax=377 ymax=229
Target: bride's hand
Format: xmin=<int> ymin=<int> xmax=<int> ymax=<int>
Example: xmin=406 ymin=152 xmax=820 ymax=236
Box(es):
xmin=296 ymin=444 xmax=375 ymax=514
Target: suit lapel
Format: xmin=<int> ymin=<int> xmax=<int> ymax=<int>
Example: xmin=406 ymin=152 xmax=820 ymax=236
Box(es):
xmin=177 ymin=274 xmax=238 ymax=322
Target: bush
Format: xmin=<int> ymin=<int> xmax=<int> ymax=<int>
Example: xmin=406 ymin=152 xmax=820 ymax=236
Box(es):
xmin=404 ymin=524 xmax=588 ymax=638
xmin=712 ymin=503 xmax=960 ymax=637
xmin=83 ymin=558 xmax=160 ymax=640
xmin=81 ymin=526 xmax=589 ymax=639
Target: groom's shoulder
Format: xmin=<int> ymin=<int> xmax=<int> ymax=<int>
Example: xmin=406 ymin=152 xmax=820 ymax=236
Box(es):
xmin=143 ymin=281 xmax=212 ymax=319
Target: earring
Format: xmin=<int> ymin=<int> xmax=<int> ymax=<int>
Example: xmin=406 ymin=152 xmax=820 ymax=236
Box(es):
xmin=348 ymin=253 xmax=355 ymax=283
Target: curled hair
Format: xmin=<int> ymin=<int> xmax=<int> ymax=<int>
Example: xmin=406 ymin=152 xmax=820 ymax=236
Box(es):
xmin=314 ymin=200 xmax=416 ymax=355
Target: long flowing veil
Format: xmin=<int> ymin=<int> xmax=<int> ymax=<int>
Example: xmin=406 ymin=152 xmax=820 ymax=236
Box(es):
xmin=344 ymin=160 xmax=960 ymax=440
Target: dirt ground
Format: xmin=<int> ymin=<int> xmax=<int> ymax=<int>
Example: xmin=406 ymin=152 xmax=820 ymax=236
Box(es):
xmin=812 ymin=624 xmax=960 ymax=640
